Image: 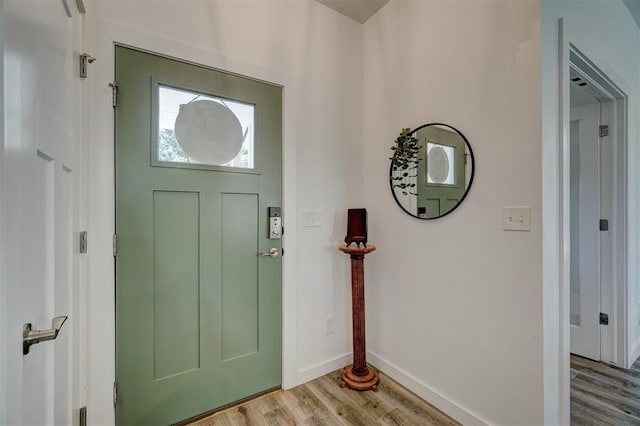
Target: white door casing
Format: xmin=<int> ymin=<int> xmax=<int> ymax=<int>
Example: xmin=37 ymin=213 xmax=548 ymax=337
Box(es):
xmin=2 ymin=0 xmax=85 ymax=424
xmin=84 ymin=19 xmax=299 ymax=423
xmin=569 ymin=102 xmax=600 ymax=360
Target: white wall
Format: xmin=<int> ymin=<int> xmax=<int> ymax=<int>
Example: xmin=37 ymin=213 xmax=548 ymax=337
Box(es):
xmin=542 ymin=0 xmax=640 ymax=422
xmin=0 ymin=0 xmax=5 ymax=421
xmin=362 ymin=1 xmax=542 ymax=424
xmin=84 ymin=1 xmax=363 ymax=423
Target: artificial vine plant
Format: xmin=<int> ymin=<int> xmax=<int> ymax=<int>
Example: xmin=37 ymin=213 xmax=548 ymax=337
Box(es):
xmin=390 ymin=128 xmax=423 ymax=196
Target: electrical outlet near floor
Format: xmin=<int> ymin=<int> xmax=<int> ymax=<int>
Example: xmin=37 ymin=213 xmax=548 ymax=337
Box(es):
xmin=324 ymin=316 xmax=335 ymax=334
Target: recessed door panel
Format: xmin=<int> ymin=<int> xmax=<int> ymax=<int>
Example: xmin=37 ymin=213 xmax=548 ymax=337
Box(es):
xmin=153 ymin=191 xmax=201 ymax=380
xmin=221 ymin=193 xmax=259 ymax=361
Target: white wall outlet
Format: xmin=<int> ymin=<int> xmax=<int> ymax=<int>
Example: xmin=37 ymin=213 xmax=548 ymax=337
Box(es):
xmin=324 ymin=316 xmax=334 ymax=334
xmin=302 ymin=211 xmax=323 ymax=227
xmin=502 ymin=206 xmax=531 ymax=231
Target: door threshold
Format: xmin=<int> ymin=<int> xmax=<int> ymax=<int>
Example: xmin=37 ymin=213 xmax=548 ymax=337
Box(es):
xmin=174 ymin=385 xmax=282 ymax=426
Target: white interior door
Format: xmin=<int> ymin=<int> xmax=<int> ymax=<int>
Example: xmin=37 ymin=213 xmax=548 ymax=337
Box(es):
xmin=2 ymin=0 xmax=83 ymax=423
xmin=569 ymin=102 xmax=601 ymax=360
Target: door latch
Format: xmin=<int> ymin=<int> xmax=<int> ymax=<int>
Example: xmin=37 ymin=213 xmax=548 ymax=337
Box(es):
xmin=23 ymin=316 xmax=68 ymax=355
xmin=259 ymin=248 xmax=279 ymax=258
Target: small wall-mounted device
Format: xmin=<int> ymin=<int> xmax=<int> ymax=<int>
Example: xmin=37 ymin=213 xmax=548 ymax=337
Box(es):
xmin=268 ymin=207 xmax=282 ymax=239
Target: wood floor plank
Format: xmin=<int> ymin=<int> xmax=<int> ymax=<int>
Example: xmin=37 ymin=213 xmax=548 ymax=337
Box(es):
xmin=263 ymin=407 xmax=297 ymax=426
xmin=572 ymin=374 xmax=640 ymax=418
xmin=285 ymin=384 xmax=343 ymax=426
xmin=571 ymin=354 xmax=640 ymax=425
xmin=571 ymin=389 xmax=640 ymax=426
xmin=572 ymin=356 xmax=640 ymax=385
xmin=378 ymin=407 xmax=424 ymax=426
xmin=375 ymin=373 xmax=458 ymax=426
xmin=320 ymin=370 xmax=458 ymax=426
xmin=190 ymin=368 xmax=459 ymax=426
xmin=324 ymin=371 xmax=397 ymax=422
xmin=191 ymin=410 xmax=232 ymax=426
xmin=306 ymin=375 xmax=380 ymax=425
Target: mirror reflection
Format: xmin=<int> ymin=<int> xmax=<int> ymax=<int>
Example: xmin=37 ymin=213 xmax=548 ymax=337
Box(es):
xmin=390 ymin=123 xmax=474 ymax=219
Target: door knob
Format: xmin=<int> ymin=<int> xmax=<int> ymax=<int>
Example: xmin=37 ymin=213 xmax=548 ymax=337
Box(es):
xmin=259 ymin=248 xmax=279 ymax=258
xmin=23 ymin=316 xmax=68 ymax=355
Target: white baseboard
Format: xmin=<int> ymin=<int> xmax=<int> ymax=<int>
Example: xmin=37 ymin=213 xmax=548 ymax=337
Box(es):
xmin=295 ymin=352 xmax=351 ymax=386
xmin=367 ymin=350 xmax=489 ymax=425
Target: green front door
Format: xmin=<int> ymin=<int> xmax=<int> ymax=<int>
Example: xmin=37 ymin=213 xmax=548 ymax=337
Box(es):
xmin=416 ymin=126 xmax=466 ymax=217
xmin=115 ymin=46 xmax=282 ymax=425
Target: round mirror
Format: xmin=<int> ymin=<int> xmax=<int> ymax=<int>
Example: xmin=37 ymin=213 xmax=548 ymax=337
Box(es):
xmin=389 ymin=123 xmax=474 ymax=219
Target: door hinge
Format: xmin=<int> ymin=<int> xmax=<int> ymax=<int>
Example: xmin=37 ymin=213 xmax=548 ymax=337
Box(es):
xmin=599 ymin=219 xmax=609 ymax=231
xmin=79 ymin=231 xmax=88 ymax=253
xmin=113 ymin=382 xmax=118 ymax=407
xmin=600 ymin=312 xmax=609 ymax=325
xmin=109 ymin=81 xmax=119 ymax=107
xmin=600 ymin=125 xmax=609 ymax=137
xmin=79 ymin=406 xmax=87 ymax=426
xmin=79 ymin=53 xmax=95 ymax=79
xmin=113 ymin=234 xmax=117 ymax=257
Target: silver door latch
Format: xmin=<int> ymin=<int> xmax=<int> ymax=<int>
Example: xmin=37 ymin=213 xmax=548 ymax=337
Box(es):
xmin=23 ymin=316 xmax=68 ymax=355
xmin=259 ymin=248 xmax=279 ymax=258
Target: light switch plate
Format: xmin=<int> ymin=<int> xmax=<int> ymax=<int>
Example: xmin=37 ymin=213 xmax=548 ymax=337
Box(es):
xmin=302 ymin=211 xmax=323 ymax=227
xmin=503 ymin=206 xmax=531 ymax=231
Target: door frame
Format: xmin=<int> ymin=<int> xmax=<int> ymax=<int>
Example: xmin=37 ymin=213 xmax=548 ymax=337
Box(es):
xmin=86 ymin=19 xmax=297 ymax=424
xmin=549 ymin=20 xmax=629 ymax=424
xmin=566 ymin=48 xmax=628 ymax=363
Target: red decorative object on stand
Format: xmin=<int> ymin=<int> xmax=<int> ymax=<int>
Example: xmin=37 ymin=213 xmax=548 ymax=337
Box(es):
xmin=339 ymin=243 xmax=379 ymax=392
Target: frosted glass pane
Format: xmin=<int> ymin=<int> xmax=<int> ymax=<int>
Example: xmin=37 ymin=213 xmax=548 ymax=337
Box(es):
xmin=158 ymin=85 xmax=254 ymax=169
xmin=570 ymin=119 xmax=580 ymax=326
xmin=427 ymin=142 xmax=455 ymax=185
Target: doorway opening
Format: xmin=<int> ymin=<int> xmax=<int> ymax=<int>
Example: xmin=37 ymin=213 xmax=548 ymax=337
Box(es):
xmin=567 ymin=46 xmax=627 ymax=366
xmin=565 ymin=45 xmax=628 ymax=419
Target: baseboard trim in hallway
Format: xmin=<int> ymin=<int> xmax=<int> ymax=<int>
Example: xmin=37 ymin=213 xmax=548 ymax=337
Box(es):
xmin=296 ymin=353 xmax=353 ymax=386
xmin=367 ymin=351 xmax=489 ymax=425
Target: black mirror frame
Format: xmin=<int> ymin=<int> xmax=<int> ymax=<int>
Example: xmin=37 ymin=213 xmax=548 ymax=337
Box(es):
xmin=389 ymin=122 xmax=475 ymax=220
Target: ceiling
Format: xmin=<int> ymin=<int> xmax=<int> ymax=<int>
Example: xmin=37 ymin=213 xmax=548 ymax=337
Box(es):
xmin=315 ymin=0 xmax=390 ymax=23
xmin=570 ymin=82 xmax=599 ymax=108
xmin=317 ymin=0 xmax=639 ymax=28
xmin=624 ymin=0 xmax=640 ymax=29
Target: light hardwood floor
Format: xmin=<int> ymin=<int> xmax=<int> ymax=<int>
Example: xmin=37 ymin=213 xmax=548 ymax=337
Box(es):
xmin=189 ymin=370 xmax=459 ymax=425
xmin=571 ymin=354 xmax=640 ymax=425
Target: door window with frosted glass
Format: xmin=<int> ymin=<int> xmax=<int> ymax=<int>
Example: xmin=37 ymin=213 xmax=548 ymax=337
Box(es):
xmin=155 ymin=84 xmax=255 ymax=170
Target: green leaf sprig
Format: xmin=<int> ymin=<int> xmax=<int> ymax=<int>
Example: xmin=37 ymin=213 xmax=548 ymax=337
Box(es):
xmin=390 ymin=128 xmax=423 ymax=196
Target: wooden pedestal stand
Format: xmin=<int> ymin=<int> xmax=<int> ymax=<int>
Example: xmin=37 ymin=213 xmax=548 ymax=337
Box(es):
xmin=339 ymin=244 xmax=379 ymax=392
